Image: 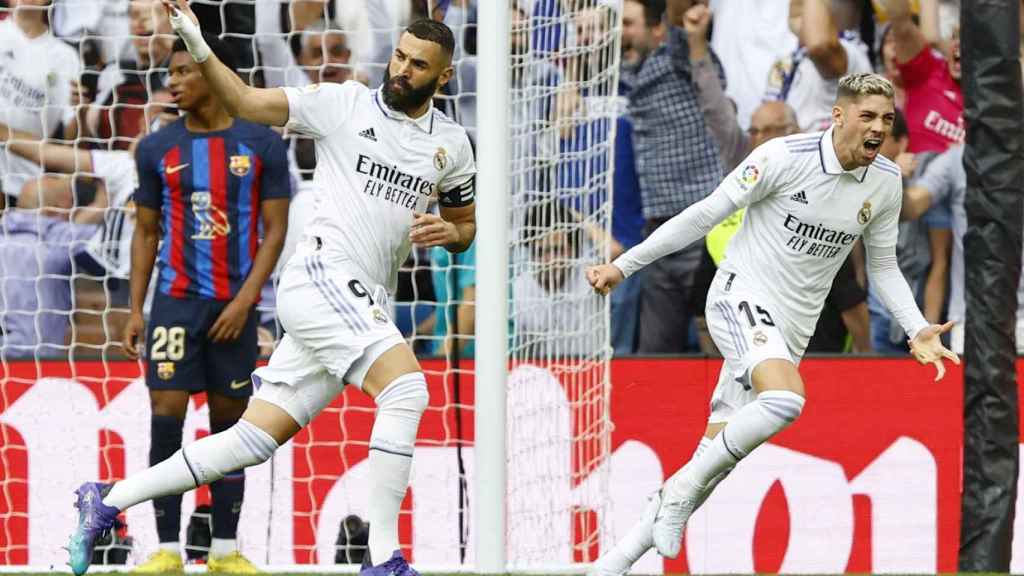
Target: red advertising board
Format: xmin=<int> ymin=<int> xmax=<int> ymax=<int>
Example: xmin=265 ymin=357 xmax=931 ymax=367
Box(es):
xmin=0 ymin=357 xmax=987 ymax=572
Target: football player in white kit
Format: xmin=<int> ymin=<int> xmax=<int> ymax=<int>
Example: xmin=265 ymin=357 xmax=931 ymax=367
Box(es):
xmin=68 ymin=3 xmax=475 ymax=576
xmin=585 ymin=73 xmax=959 ymax=575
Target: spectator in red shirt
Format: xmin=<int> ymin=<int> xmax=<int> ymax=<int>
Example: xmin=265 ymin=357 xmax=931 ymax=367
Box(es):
xmin=878 ymin=0 xmax=963 ymax=153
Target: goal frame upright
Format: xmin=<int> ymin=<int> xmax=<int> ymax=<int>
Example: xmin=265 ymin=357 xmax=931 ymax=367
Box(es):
xmin=474 ymin=0 xmax=511 ymax=573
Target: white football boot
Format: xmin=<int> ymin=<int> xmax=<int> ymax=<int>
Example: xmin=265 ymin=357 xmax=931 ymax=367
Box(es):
xmin=587 ymin=491 xmax=661 ymax=576
xmin=651 ymin=476 xmax=701 ymax=559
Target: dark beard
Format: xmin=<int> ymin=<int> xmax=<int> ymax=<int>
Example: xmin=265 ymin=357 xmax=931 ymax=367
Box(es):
xmin=381 ymin=69 xmax=439 ymax=113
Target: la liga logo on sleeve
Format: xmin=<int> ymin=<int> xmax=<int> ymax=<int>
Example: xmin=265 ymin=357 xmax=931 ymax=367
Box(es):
xmin=736 ymin=164 xmax=760 ymax=191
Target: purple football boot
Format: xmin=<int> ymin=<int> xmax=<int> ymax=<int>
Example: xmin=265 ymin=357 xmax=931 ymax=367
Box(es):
xmin=67 ymin=482 xmax=119 ymax=575
xmin=360 ymin=550 xmax=420 ymax=576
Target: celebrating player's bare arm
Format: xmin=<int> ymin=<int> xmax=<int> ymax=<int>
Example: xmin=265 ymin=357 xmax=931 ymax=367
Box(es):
xmin=410 ymin=204 xmax=476 ymax=253
xmin=161 ymin=0 xmax=289 ymax=126
xmin=411 ymin=149 xmax=478 ymax=252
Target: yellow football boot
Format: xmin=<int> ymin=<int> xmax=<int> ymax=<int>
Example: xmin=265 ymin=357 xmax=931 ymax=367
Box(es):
xmin=132 ymin=549 xmax=184 ymax=574
xmin=207 ymin=551 xmax=262 ymax=574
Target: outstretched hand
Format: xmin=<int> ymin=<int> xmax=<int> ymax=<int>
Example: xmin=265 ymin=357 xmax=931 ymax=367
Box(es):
xmin=908 ymin=321 xmax=960 ymax=381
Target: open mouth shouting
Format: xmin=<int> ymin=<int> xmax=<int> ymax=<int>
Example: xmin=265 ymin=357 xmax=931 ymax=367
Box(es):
xmin=862 ymin=137 xmax=883 ymax=159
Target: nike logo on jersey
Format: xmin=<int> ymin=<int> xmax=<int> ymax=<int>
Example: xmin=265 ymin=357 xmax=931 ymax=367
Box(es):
xmin=359 ymin=127 xmax=378 ymax=142
xmin=166 ymin=163 xmax=190 ymax=175
xmin=943 ymin=90 xmax=958 ymax=102
xmin=229 ymin=378 xmax=250 ymax=390
xmin=790 ymin=190 xmax=808 ymax=204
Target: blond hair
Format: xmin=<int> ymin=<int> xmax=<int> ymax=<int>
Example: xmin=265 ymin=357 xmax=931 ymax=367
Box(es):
xmin=836 ymin=73 xmax=895 ymax=102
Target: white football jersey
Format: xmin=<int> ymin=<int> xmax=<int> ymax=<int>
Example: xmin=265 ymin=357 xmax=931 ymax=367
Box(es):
xmin=0 ymin=19 xmax=80 ymax=196
xmin=718 ymin=127 xmax=903 ymax=353
xmin=282 ymin=81 xmax=476 ymax=293
xmin=84 ymin=150 xmax=137 ymax=279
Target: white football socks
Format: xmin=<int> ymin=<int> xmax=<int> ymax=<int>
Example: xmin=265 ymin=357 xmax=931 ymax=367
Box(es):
xmin=367 ymin=372 xmax=429 ymax=565
xmin=209 ymin=538 xmax=237 ymax=558
xmin=158 ymin=541 xmax=180 ymax=554
xmin=595 ymin=437 xmax=714 ymax=573
xmin=674 ymin=390 xmax=804 ymax=498
xmin=103 ymin=419 xmax=278 ymax=511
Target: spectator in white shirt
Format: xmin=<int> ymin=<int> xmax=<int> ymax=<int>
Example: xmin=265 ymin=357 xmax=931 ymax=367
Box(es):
xmin=709 ymin=0 xmax=797 ymax=131
xmin=764 ymin=0 xmax=873 ymax=131
xmin=0 ymin=0 xmax=81 ymax=200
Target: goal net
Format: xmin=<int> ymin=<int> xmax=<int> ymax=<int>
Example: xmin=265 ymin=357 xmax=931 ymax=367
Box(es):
xmin=0 ymin=0 xmax=619 ymax=570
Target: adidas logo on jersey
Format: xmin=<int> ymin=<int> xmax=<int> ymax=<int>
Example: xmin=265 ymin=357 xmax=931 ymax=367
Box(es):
xmin=790 ymin=190 xmax=808 ymax=204
xmin=359 ymin=127 xmax=378 ymax=142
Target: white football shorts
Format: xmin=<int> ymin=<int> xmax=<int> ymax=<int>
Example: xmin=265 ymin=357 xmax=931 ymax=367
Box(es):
xmin=705 ymin=269 xmax=801 ymax=424
xmin=252 ymin=237 xmax=405 ymax=426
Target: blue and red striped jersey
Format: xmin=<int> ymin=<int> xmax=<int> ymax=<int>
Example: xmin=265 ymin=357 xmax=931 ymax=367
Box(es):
xmin=134 ymin=118 xmax=290 ymax=301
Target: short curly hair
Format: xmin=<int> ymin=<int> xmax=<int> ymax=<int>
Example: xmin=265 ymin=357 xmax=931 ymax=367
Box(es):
xmin=836 ymin=73 xmax=895 ymax=102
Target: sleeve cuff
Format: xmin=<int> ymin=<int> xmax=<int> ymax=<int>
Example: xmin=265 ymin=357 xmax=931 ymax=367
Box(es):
xmin=282 ymin=86 xmax=301 ymax=131
xmin=611 ymin=258 xmax=634 ymax=279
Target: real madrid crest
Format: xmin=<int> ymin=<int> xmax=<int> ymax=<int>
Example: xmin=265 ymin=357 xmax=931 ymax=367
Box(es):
xmin=373 ymin=308 xmax=389 ymax=325
xmin=433 ymin=147 xmax=448 ymax=171
xmin=230 ymin=155 xmax=251 ymax=177
xmin=157 ymin=362 xmax=176 ymax=380
xmin=857 ymin=201 xmax=872 ymax=225
xmin=753 ymin=331 xmax=768 ymax=347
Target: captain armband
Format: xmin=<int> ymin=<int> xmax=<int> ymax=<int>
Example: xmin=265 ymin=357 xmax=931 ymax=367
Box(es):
xmin=439 ymin=176 xmax=476 ymax=208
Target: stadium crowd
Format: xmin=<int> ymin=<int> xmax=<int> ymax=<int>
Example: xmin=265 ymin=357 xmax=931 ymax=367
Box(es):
xmin=0 ymin=0 xmax=998 ymax=362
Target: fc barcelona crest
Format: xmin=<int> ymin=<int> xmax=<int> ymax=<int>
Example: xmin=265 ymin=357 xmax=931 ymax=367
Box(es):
xmin=157 ymin=362 xmax=175 ymax=380
xmin=230 ymin=155 xmax=251 ymax=177
xmin=434 ymin=147 xmax=448 ymax=171
xmin=857 ymin=201 xmax=872 ymax=225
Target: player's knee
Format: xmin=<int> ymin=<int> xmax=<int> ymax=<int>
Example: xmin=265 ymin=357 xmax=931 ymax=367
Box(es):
xmin=756 ymin=390 xmax=805 ymax=425
xmin=228 ymin=419 xmax=279 ymax=468
xmin=375 ymin=372 xmax=429 ymax=415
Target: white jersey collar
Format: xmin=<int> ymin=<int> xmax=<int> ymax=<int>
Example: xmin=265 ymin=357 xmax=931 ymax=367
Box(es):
xmin=372 ymin=89 xmax=435 ymax=134
xmin=818 ymin=125 xmax=869 ymax=182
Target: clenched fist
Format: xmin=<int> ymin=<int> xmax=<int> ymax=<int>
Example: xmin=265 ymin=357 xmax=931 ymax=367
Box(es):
xmin=586 ymin=263 xmax=625 ymax=296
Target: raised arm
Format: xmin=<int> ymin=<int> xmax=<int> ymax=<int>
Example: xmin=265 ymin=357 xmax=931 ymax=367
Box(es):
xmin=801 ymin=0 xmax=849 ymax=79
xmin=162 ymin=0 xmax=290 ymax=126
xmin=917 ymin=0 xmax=942 ymax=47
xmin=876 ymin=0 xmax=929 ymax=64
xmin=685 ymin=3 xmax=748 ymax=170
xmin=901 ymin=184 xmax=933 ymax=220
